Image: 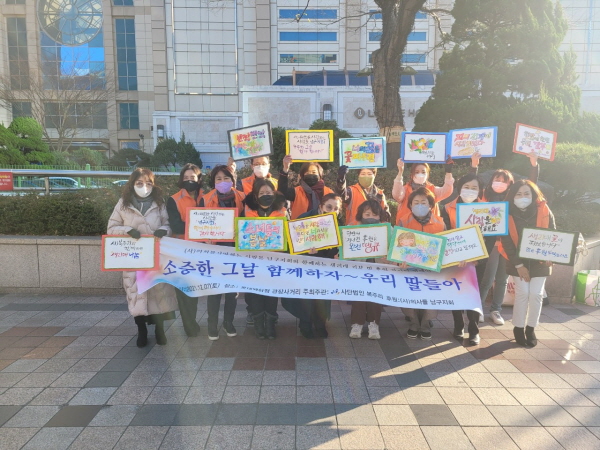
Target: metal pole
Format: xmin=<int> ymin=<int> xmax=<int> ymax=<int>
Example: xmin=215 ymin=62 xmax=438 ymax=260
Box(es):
xmin=44 ymin=177 xmax=50 ymax=195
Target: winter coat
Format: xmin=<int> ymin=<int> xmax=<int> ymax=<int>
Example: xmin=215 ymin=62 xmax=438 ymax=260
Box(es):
xmin=107 ymin=198 xmax=178 ymax=317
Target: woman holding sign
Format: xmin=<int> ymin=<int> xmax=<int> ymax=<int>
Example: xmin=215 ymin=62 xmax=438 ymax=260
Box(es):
xmin=107 ymin=168 xmax=177 ymax=347
xmin=499 ymin=180 xmax=555 ymax=348
xmin=198 ymin=165 xmax=246 ymax=340
xmin=336 ymin=166 xmax=390 ymax=225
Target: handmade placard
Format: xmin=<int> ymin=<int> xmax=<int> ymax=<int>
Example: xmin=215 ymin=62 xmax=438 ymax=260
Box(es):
xmin=339 ymin=137 xmax=386 ymax=169
xmin=437 ymin=225 xmax=488 ymax=268
xmin=513 ymin=123 xmax=557 ymax=161
xmin=448 ymin=126 xmax=497 ymax=159
xmin=235 ymin=217 xmax=287 ymax=252
xmin=456 ymin=201 xmax=509 ymax=236
xmin=388 ymin=227 xmax=447 ymax=272
xmin=227 ymin=122 xmax=273 ymax=162
xmin=286 ymin=212 xmax=341 ymax=255
xmin=339 ymin=223 xmax=391 ymax=260
xmin=286 ymin=130 xmax=334 ymax=162
xmin=518 ymin=228 xmax=578 ymax=266
xmin=401 ymin=132 xmax=448 ymax=163
xmin=101 ymin=235 xmax=159 ymax=271
xmin=185 ymin=208 xmax=237 ymax=242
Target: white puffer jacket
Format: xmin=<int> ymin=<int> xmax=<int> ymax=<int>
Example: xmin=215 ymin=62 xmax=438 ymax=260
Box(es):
xmin=107 ymin=198 xmax=178 ymax=317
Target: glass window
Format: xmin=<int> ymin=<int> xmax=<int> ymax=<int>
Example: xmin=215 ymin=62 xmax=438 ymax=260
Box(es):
xmin=279 ymin=9 xmax=337 ymax=20
xmin=119 ymin=103 xmax=139 ymax=129
xmin=37 ymin=0 xmax=102 ymax=46
xmin=6 ymin=17 xmax=29 ymax=90
xmin=115 ymin=18 xmax=137 ymax=90
xmin=279 ymin=54 xmax=337 ymax=64
xmin=44 ymin=102 xmax=107 ymax=129
xmin=120 ymin=140 xmax=140 ymax=150
xmin=12 ymin=102 xmax=32 ymax=117
xmin=5 ymin=0 xmax=26 ymax=4
xmin=280 ymin=32 xmax=337 ymax=42
xmin=402 ymin=54 xmax=427 ymax=63
xmin=407 ymin=32 xmax=427 ymax=41
xmin=415 ymin=12 xmax=427 ymax=19
xmin=414 ymin=72 xmax=435 ymax=85
xmin=368 ymin=32 xmax=382 ymax=41
xmin=113 ymin=0 xmax=133 ymax=5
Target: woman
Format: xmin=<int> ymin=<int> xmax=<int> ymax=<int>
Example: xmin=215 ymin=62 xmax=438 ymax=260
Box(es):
xmin=348 ymin=199 xmax=390 ymax=340
xmin=107 ymin=168 xmax=177 ymax=347
xmin=243 ymin=178 xmax=288 ymax=339
xmin=499 ymin=180 xmax=555 ymax=348
xmin=237 ymin=155 xmax=278 ymax=195
xmin=336 ymin=166 xmax=389 ymax=225
xmin=392 ymin=157 xmax=454 ymax=224
xmin=441 ymin=173 xmax=486 ymax=345
xmin=278 ymin=154 xmax=333 ymax=219
xmin=281 ymin=193 xmax=343 ymax=338
xmin=198 ymin=165 xmax=246 ymax=340
xmin=166 ymin=163 xmax=203 ymax=337
xmin=397 ymin=187 xmax=446 ymax=340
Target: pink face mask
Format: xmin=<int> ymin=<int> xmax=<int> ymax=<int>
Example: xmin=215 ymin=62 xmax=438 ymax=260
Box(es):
xmin=492 ymin=181 xmax=508 ymax=193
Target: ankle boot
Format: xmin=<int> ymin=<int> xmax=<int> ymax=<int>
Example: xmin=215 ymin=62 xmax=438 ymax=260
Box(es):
xmin=513 ymin=327 xmax=529 ymax=347
xmin=525 ymin=326 xmax=537 ymax=347
xmin=265 ymin=312 xmax=277 ymax=340
xmin=134 ymin=316 xmax=148 ymax=348
xmin=253 ymin=312 xmax=266 ymax=339
xmin=299 ymin=320 xmax=314 ymax=339
xmin=155 ymin=319 xmax=167 ymax=346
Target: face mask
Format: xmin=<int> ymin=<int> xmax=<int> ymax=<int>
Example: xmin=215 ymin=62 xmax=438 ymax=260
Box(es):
xmin=492 ymin=181 xmax=508 ymax=193
xmin=460 ymin=189 xmax=479 ymax=203
xmin=413 ymin=173 xmax=427 ymax=184
xmin=358 ymin=175 xmax=375 ymax=189
xmin=215 ymin=181 xmax=233 ymax=194
xmin=253 ymin=165 xmax=269 ymax=178
xmin=258 ymin=194 xmax=274 ymax=207
xmin=412 ymin=204 xmax=430 ymax=218
xmin=134 ymin=185 xmax=152 ymax=198
xmin=514 ymin=197 xmax=532 ymax=209
xmin=303 ymin=174 xmax=319 ymax=187
xmin=362 ymin=218 xmax=380 ymax=225
xmin=183 ymin=180 xmax=200 ymax=192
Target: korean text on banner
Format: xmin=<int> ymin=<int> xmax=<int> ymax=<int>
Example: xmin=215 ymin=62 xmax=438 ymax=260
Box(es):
xmin=185 ymin=208 xmax=237 ymax=242
xmin=518 ymin=227 xmax=578 ymax=266
xmin=513 ymin=123 xmax=557 ymax=161
xmin=101 ymin=235 xmax=159 ymax=271
xmin=437 ymin=225 xmax=488 ymax=268
xmin=286 ymin=130 xmax=334 ymax=162
xmin=448 ymin=127 xmax=497 ymax=159
xmin=286 ymin=213 xmax=341 ymax=255
xmin=456 ymin=202 xmax=509 ymax=236
xmin=339 ymin=137 xmax=386 ymax=169
xmin=227 ymin=122 xmax=273 ymax=162
xmin=235 ymin=217 xmax=287 ymax=252
xmin=339 ymin=223 xmax=390 ymax=260
xmin=136 ymin=237 xmax=482 ymax=313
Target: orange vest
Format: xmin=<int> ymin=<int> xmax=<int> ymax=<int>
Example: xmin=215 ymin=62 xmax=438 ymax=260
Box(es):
xmin=202 ymin=189 xmax=246 ymax=216
xmin=290 ymin=185 xmax=333 ymax=220
xmin=395 ymin=181 xmax=440 ymax=225
xmin=240 ymin=174 xmax=278 ymax=195
xmin=345 ymin=184 xmax=387 ymax=226
xmin=398 ymin=212 xmax=445 ymax=233
xmin=244 ymin=205 xmax=287 ymax=217
xmin=170 ymin=189 xmax=201 ymax=239
xmin=498 ymin=201 xmax=550 ymax=259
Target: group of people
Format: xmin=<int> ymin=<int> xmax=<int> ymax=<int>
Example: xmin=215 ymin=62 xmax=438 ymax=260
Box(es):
xmin=107 ymin=150 xmax=555 ymax=350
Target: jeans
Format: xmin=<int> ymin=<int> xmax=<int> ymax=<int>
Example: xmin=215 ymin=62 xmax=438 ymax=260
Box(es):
xmin=207 ymin=292 xmax=237 ymax=325
xmin=479 ymin=247 xmax=509 ymax=313
xmin=512 ymin=276 xmax=546 ymax=328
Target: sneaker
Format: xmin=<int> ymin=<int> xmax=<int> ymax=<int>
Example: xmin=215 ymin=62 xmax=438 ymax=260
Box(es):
xmin=489 ymin=311 xmax=505 ymax=325
xmin=368 ymin=322 xmax=381 ymax=340
xmin=349 ymin=323 xmax=362 ymax=339
xmin=420 ymin=331 xmax=432 ymax=340
xmin=246 ymin=312 xmax=254 ymax=325
xmin=223 ymin=321 xmax=237 ymax=337
xmin=208 ymin=323 xmax=219 ymax=341
xmin=469 ymin=333 xmax=481 ymax=345
xmin=478 ymin=314 xmax=484 ymax=323
xmin=407 ymin=329 xmax=419 ymax=339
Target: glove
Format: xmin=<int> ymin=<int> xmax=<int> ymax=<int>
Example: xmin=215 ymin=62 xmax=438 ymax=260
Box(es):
xmin=337 ymin=165 xmax=349 ymax=180
xmin=127 ymin=228 xmax=141 ymax=239
xmin=444 ymin=155 xmax=454 ymax=174
xmin=154 ymin=229 xmax=168 ymax=239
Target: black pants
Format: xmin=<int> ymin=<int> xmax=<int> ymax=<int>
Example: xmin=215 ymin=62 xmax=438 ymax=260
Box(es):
xmin=175 ymin=289 xmax=200 ymax=336
xmin=207 ymin=292 xmax=237 ymax=325
xmin=452 ymin=309 xmax=480 ymax=335
xmin=246 ymin=292 xmax=278 ymax=316
xmin=281 ymin=298 xmax=330 ymax=327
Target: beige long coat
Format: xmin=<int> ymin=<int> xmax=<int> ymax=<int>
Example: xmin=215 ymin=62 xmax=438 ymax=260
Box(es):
xmin=107 ymin=198 xmax=178 ymax=317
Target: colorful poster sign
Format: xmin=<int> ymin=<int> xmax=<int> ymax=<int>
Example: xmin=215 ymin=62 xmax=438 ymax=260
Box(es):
xmin=185 ymin=208 xmax=237 ymax=242
xmin=401 ymin=132 xmax=448 ymax=163
xmin=388 ymin=227 xmax=447 ymax=272
xmin=513 ymin=123 xmax=557 ymax=161
xmin=285 ymin=213 xmax=341 ymax=255
xmin=437 ymin=225 xmax=489 ymax=268
xmin=286 ymin=130 xmax=334 ymax=162
xmin=448 ymin=126 xmax=497 ymax=159
xmin=339 ymin=137 xmax=386 ymax=169
xmin=137 ymin=238 xmax=483 ymax=313
xmin=339 ymin=223 xmax=391 ymax=260
xmin=235 ymin=217 xmax=287 ymax=252
xmin=0 ymin=172 xmax=13 ymax=191
xmin=227 ymin=122 xmax=273 ymax=162
xmin=101 ymin=235 xmax=158 ymax=271
xmin=518 ymin=228 xmax=578 ymax=266
xmin=456 ymin=202 xmax=509 ymax=236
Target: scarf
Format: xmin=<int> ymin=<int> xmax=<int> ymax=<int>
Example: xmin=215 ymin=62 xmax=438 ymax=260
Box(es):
xmin=410 ymin=181 xmax=426 ymax=192
xmin=300 ymin=179 xmax=325 ymax=211
xmin=217 ymin=190 xmax=236 ymax=208
xmin=413 ymin=211 xmax=432 ymax=226
xmin=131 ymin=195 xmax=153 ymax=215
xmin=361 ymin=184 xmax=379 ymax=200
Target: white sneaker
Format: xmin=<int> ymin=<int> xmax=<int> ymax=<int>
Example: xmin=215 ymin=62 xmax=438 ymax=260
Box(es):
xmin=349 ymin=323 xmax=362 ymax=339
xmin=478 ymin=314 xmax=484 ymax=323
xmin=489 ymin=311 xmax=505 ymax=325
xmin=368 ymin=321 xmax=381 ymax=340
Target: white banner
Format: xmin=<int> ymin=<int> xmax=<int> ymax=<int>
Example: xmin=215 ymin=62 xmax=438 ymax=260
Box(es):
xmin=136 ymin=238 xmax=483 ymax=312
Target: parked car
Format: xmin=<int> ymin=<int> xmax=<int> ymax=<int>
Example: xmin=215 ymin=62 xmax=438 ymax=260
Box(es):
xmin=112 ymin=180 xmax=128 ymax=187
xmin=34 ymin=177 xmax=85 ymax=189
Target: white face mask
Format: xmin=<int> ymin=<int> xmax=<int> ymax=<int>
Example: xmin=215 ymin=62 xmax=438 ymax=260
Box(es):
xmin=253 ymin=165 xmax=269 ymax=178
xmin=413 ymin=173 xmax=427 ymax=184
xmin=134 ymin=185 xmax=153 ymax=198
xmin=514 ymin=197 xmax=532 ymax=209
xmin=460 ymin=189 xmax=479 ymax=203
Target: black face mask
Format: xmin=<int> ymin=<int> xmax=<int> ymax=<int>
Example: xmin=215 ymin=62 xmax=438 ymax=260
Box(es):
xmin=258 ymin=194 xmax=274 ymax=207
xmin=303 ymin=174 xmax=319 ymax=187
xmin=183 ymin=180 xmax=200 ymax=192
xmin=362 ymin=218 xmax=380 ymax=225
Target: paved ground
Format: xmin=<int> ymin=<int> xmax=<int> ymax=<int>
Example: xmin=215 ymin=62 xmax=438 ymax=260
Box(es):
xmin=0 ymin=294 xmax=599 ymax=449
